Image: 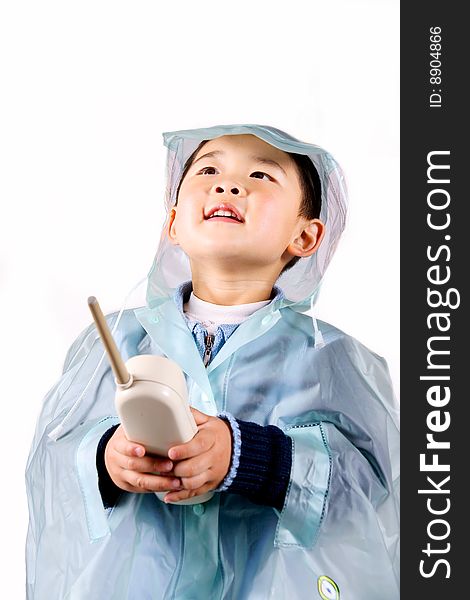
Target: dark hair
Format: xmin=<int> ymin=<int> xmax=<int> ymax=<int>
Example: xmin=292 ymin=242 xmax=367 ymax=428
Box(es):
xmin=174 ymin=139 xmax=322 ymax=275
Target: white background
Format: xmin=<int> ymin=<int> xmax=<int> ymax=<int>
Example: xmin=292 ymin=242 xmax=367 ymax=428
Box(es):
xmin=0 ymin=1 xmax=399 ymax=596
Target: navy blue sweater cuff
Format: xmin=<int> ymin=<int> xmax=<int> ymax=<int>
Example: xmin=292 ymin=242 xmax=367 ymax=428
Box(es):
xmin=96 ymin=424 xmax=122 ymax=509
xmin=96 ymin=420 xmax=293 ymax=512
xmin=226 ymin=419 xmax=292 ymax=511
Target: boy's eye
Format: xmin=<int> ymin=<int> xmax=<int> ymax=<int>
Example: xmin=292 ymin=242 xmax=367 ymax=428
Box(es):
xmin=250 ymin=171 xmax=273 ymax=181
xmin=199 ymin=166 xmax=217 ymax=175
xmin=198 ymin=167 xmax=273 ymax=181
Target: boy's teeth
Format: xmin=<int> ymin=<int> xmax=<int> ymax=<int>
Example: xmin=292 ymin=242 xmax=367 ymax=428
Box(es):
xmin=210 ymin=210 xmax=239 ymax=220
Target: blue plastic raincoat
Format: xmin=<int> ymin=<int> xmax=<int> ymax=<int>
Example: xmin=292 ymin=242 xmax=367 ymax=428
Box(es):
xmin=25 ymin=124 xmax=399 ymax=599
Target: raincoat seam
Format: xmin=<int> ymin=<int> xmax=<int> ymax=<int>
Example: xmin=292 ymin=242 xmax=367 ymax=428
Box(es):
xmin=206 ymin=348 xmax=233 ymax=594
xmin=315 ymin=422 xmax=333 ymax=545
xmin=27 ymin=366 xmax=81 ymax=470
xmin=63 ymin=310 xmax=130 ymax=372
xmin=216 ymin=497 xmax=227 ymax=600
xmin=52 ymin=347 xmax=94 ymax=421
xmin=169 ymin=507 xmax=186 ymax=599
xmin=220 ymin=354 xmax=236 ymax=412
xmin=273 ymin=434 xmax=295 ymax=540
xmin=61 ymin=319 xmax=103 ymax=373
xmin=274 ymin=422 xmax=332 ymax=548
xmin=75 ymin=416 xmax=119 ymax=542
xmin=164 ymin=126 xmax=331 ymax=155
xmin=50 ymin=337 xmax=107 ymax=438
xmin=124 ymin=498 xmax=144 ymax=600
xmin=57 ymin=312 xmax=122 ymax=412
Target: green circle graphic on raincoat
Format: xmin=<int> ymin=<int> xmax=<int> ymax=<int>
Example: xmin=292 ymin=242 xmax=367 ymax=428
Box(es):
xmin=25 ymin=124 xmax=399 ymax=599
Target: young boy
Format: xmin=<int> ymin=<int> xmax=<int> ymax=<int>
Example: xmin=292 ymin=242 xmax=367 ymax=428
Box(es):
xmin=25 ymin=124 xmax=400 ymax=600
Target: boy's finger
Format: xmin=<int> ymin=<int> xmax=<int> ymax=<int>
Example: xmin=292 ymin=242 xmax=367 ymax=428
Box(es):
xmin=168 ymin=431 xmax=213 ymax=461
xmin=171 ymin=453 xmax=211 ymax=478
xmin=118 ymin=455 xmax=174 ymax=474
xmin=190 ymin=406 xmax=210 ymax=426
xmin=163 ymin=491 xmax=193 ymax=503
xmin=179 ymin=471 xmax=210 ymax=491
xmin=163 ymin=484 xmax=210 ymax=504
xmin=123 ymin=471 xmax=182 ymax=493
xmin=113 ymin=435 xmax=146 ymax=458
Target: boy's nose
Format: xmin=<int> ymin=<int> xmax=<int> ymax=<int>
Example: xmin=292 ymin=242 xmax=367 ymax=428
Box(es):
xmin=212 ymin=182 xmax=246 ymax=196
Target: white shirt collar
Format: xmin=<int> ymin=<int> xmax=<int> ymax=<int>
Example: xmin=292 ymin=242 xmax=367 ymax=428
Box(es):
xmin=184 ymin=291 xmax=272 ymax=334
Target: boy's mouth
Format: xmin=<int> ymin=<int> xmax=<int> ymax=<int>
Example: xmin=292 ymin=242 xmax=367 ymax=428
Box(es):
xmin=204 ymin=203 xmax=245 ymax=223
xmin=205 ymin=215 xmax=243 ymax=224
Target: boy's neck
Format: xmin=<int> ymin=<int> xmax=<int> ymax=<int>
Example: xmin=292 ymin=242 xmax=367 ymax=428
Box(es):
xmin=191 ymin=271 xmax=276 ymax=306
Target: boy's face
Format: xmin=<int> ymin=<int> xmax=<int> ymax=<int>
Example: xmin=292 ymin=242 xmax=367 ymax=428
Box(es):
xmin=168 ymin=134 xmax=323 ymax=275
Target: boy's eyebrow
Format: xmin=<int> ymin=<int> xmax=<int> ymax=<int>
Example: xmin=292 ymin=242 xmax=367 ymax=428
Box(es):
xmin=192 ymin=150 xmax=224 ymax=166
xmin=192 ymin=150 xmax=287 ymax=176
xmin=250 ymin=155 xmax=287 ymax=176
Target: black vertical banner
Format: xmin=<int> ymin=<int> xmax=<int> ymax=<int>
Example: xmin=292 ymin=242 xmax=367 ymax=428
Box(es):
xmin=401 ymin=3 xmax=466 ymax=597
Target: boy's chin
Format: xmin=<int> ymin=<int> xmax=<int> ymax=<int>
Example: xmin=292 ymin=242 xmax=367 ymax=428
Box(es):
xmin=186 ymin=247 xmax=247 ymax=261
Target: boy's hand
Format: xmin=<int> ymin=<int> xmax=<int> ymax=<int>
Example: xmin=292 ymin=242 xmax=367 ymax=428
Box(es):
xmin=104 ymin=425 xmax=183 ymax=494
xmin=162 ymin=407 xmax=232 ymax=504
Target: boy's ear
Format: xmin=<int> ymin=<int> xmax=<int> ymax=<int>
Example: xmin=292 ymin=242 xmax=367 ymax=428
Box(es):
xmin=286 ymin=219 xmax=325 ymax=258
xmin=167 ymin=208 xmax=179 ymax=245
